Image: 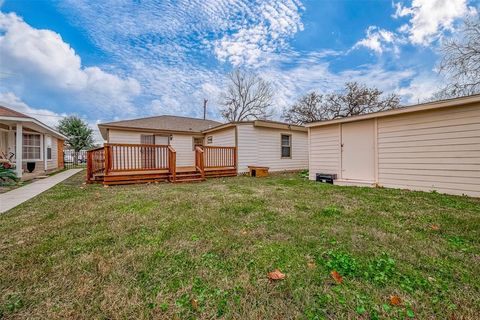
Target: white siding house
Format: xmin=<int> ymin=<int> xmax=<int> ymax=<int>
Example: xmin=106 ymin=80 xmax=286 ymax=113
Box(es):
xmin=204 ymin=121 xmax=309 ymax=173
xmin=307 ymin=95 xmax=480 ymax=197
xmin=100 ymin=117 xmax=309 ymax=175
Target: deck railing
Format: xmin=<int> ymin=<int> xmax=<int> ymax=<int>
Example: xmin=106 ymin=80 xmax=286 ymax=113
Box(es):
xmin=105 ymin=143 xmax=172 ymax=173
xmin=203 ymin=146 xmax=236 ymax=168
xmin=86 ymin=147 xmax=105 ymax=181
xmin=195 ymin=146 xmax=205 ymax=178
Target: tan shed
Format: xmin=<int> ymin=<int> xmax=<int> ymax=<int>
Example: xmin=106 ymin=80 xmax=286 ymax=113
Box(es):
xmin=306 ymin=94 xmax=480 ymax=197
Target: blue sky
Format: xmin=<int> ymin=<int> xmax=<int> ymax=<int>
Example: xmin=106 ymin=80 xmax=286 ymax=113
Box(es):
xmin=0 ymin=0 xmax=478 ymax=137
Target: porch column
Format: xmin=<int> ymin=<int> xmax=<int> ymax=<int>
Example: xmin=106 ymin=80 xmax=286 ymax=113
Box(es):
xmin=43 ymin=134 xmax=47 ymax=173
xmin=15 ymin=123 xmax=22 ymax=178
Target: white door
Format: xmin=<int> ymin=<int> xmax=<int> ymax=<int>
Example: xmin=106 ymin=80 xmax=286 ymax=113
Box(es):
xmin=341 ymin=120 xmax=375 ymax=181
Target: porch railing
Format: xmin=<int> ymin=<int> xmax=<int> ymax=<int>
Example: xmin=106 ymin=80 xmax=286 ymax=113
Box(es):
xmin=203 ymin=146 xmax=236 ymax=168
xmin=86 ymin=147 xmax=105 ymax=181
xmin=195 ymin=146 xmax=205 ymax=179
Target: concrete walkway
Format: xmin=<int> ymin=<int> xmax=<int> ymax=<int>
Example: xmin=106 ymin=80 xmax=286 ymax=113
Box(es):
xmin=0 ymin=169 xmax=83 ymax=213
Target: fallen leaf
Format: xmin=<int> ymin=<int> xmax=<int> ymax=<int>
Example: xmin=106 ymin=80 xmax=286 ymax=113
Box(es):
xmin=240 ymin=229 xmax=248 ymax=235
xmin=268 ymin=269 xmax=286 ymax=281
xmin=390 ymin=295 xmax=401 ymax=305
xmin=307 ymin=261 xmax=316 ymax=269
xmin=431 ymin=224 xmax=440 ymax=231
xmin=191 ymin=298 xmax=199 ymax=310
xmin=330 ymin=270 xmax=343 ymax=284
xmin=103 ymin=185 xmax=109 ymax=188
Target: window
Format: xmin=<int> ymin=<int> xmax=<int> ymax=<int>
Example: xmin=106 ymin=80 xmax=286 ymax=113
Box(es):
xmin=193 ymin=137 xmax=203 ymax=150
xmin=140 ymin=135 xmax=155 ymax=144
xmin=46 ymin=136 xmax=52 ymax=160
xmin=207 ymin=136 xmax=213 ymax=144
xmin=281 ymin=134 xmax=291 ymax=158
xmin=23 ymin=134 xmax=41 ymax=160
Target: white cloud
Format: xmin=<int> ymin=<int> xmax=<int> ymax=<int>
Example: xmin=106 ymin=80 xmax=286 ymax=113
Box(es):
xmin=0 ymin=91 xmax=65 ymax=128
xmin=0 ymin=91 xmax=104 ymax=143
xmin=213 ymin=1 xmax=304 ymax=66
xmin=393 ymin=0 xmax=475 ymax=45
xmin=354 ymin=26 xmax=397 ymax=53
xmin=0 ymin=12 xmax=141 ymax=118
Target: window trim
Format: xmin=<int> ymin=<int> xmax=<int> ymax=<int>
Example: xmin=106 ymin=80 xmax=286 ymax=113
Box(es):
xmin=206 ymin=136 xmax=213 ymax=144
xmin=21 ymin=132 xmax=43 ymax=161
xmin=46 ymin=135 xmax=52 ymax=160
xmin=280 ymin=133 xmax=292 ymax=159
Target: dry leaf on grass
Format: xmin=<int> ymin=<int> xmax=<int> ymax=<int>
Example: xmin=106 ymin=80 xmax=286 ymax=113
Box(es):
xmin=430 ymin=224 xmax=440 ymax=231
xmin=330 ymin=270 xmax=343 ymax=284
xmin=307 ymin=261 xmax=316 ymax=269
xmin=268 ymin=269 xmax=286 ymax=281
xmin=191 ymin=298 xmax=199 ymax=310
xmin=390 ymin=295 xmax=401 ymax=305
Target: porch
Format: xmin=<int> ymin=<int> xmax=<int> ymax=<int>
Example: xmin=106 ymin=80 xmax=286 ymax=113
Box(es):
xmin=86 ymin=144 xmax=237 ymax=185
xmin=0 ymin=118 xmax=64 ymax=181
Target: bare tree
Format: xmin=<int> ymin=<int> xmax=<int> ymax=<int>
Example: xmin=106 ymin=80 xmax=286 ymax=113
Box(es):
xmin=220 ymin=69 xmax=273 ymax=122
xmin=283 ymin=82 xmax=401 ymax=124
xmin=326 ymin=82 xmax=400 ymax=118
xmin=438 ymin=19 xmax=480 ymax=97
xmin=282 ymin=91 xmax=325 ymax=125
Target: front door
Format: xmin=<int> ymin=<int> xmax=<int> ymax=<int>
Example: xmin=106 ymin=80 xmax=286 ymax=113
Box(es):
xmin=341 ymin=120 xmax=375 ymax=181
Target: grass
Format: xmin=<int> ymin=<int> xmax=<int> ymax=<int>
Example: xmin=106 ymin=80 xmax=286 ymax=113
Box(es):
xmin=0 ymin=171 xmax=479 ymax=319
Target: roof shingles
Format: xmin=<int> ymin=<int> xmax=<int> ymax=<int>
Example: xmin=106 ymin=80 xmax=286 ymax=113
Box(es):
xmin=99 ymin=115 xmax=222 ymax=133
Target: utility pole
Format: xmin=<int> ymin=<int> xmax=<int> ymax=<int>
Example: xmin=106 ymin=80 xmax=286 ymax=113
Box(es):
xmin=203 ymin=99 xmax=208 ymax=120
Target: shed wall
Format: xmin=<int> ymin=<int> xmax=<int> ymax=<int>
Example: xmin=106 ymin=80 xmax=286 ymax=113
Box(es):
xmin=377 ymin=104 xmax=480 ymax=197
xmin=308 ymin=124 xmax=341 ymax=180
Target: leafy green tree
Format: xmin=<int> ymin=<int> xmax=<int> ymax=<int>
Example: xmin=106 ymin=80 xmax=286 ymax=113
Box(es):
xmin=57 ymin=116 xmax=94 ymax=152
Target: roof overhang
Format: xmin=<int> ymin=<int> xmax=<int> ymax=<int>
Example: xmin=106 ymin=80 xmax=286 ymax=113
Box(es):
xmin=0 ymin=115 xmax=67 ymax=140
xmin=202 ymin=120 xmax=307 ymax=133
xmin=98 ymin=124 xmax=204 ymax=140
xmin=306 ymin=94 xmax=480 ymax=128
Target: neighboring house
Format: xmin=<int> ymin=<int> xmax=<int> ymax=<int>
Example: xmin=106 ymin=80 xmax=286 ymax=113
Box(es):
xmin=0 ymin=106 xmax=66 ymax=180
xmin=306 ymin=94 xmax=480 ymax=197
xmin=203 ymin=120 xmax=308 ymax=173
xmin=91 ymin=115 xmax=308 ymax=185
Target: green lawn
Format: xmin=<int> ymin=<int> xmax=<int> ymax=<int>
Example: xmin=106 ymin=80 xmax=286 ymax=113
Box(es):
xmin=1 ymin=172 xmax=479 ymax=319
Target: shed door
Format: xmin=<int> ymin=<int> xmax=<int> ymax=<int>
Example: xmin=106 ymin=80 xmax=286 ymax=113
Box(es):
xmin=341 ymin=120 xmax=375 ymax=181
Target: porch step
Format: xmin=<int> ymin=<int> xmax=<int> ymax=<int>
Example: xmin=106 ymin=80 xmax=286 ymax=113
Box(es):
xmin=172 ymin=171 xmax=205 ymax=183
xmin=103 ymin=172 xmax=169 ymax=185
xmin=205 ymin=169 xmax=237 ymax=178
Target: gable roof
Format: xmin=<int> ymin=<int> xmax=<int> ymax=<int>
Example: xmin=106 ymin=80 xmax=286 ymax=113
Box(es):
xmin=306 ymin=94 xmax=480 ymax=128
xmin=0 ymin=105 xmax=66 ymax=140
xmin=0 ymin=106 xmax=32 ymax=118
xmin=98 ymin=115 xmax=223 ymax=138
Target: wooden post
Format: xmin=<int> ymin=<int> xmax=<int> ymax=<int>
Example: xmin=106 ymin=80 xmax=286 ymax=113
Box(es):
xmin=86 ymin=150 xmax=93 ymax=182
xmin=168 ymin=146 xmax=176 ymax=182
xmin=104 ymin=145 xmax=111 ymax=175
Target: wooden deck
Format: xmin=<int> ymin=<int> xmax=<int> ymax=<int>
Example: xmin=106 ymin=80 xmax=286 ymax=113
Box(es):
xmin=87 ymin=144 xmax=237 ymax=185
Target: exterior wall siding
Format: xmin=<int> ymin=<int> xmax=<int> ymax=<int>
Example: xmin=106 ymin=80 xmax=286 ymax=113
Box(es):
xmin=46 ymin=136 xmax=59 ymax=171
xmin=255 ymin=127 xmax=308 ymax=172
xmin=308 ymin=124 xmax=340 ymax=180
xmin=170 ymin=134 xmax=196 ymax=167
xmin=377 ymin=104 xmax=480 ymax=197
xmin=236 ymin=124 xmax=258 ymax=173
xmin=205 ymin=127 xmax=235 ymax=147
